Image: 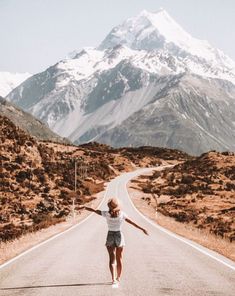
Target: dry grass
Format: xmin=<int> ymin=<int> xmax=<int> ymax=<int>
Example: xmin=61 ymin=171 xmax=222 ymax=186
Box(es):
xmin=156 ymin=213 xmax=235 ymax=261
xmin=0 ymin=190 xmax=105 ymax=265
xmin=0 ymin=220 xmax=72 ymax=264
xmin=128 ymin=182 xmax=235 ymax=262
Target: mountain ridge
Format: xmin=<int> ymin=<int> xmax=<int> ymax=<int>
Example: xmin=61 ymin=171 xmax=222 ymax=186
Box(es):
xmin=0 ymin=96 xmax=70 ymax=144
xmin=6 ymin=9 xmax=235 ymax=155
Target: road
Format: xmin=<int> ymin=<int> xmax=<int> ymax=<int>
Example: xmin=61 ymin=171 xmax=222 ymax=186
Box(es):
xmin=0 ymin=168 xmax=235 ymax=296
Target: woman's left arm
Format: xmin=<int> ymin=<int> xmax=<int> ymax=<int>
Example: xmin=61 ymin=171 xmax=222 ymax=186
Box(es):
xmin=125 ymin=218 xmax=149 ymax=235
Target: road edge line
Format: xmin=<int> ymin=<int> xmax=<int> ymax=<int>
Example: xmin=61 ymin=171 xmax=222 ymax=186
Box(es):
xmin=0 ymin=182 xmax=109 ymax=270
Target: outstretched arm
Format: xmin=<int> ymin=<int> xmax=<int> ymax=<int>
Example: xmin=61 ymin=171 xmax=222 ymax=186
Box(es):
xmin=77 ymin=206 xmax=102 ymax=216
xmin=125 ymin=218 xmax=149 ymax=235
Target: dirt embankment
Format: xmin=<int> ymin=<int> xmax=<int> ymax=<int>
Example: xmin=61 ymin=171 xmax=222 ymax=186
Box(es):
xmin=128 ymin=153 xmax=235 ymax=260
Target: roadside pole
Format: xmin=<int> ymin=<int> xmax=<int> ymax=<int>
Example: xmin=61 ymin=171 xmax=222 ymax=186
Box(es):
xmin=72 ymin=159 xmax=77 ymax=223
xmin=152 ymin=191 xmax=158 ymax=219
xmin=72 ymin=198 xmax=75 ymax=223
xmin=75 ymin=160 xmax=77 ymax=191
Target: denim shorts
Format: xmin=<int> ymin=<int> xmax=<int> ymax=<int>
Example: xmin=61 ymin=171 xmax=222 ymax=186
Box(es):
xmin=105 ymin=231 xmax=125 ymax=247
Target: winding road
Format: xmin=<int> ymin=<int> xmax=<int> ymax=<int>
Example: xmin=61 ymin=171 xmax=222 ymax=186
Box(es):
xmin=0 ymin=168 xmax=235 ymax=296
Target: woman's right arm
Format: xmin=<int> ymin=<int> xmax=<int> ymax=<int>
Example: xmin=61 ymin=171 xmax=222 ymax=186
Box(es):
xmin=77 ymin=206 xmax=102 ymax=216
xmin=125 ymin=218 xmax=149 ymax=235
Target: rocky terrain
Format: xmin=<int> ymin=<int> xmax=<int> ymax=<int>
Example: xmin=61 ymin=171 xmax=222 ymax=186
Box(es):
xmin=0 ymin=115 xmax=190 ymax=242
xmin=131 ymin=152 xmax=235 ymax=242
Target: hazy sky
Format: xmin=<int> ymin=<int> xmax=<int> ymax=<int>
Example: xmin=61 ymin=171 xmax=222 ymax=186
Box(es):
xmin=0 ymin=0 xmax=234 ymax=74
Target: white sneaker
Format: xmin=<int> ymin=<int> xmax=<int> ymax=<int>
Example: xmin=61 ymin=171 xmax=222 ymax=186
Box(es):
xmin=112 ymin=280 xmax=119 ymax=288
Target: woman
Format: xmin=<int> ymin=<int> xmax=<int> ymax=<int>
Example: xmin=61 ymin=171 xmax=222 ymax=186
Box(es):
xmin=78 ymin=198 xmax=148 ymax=286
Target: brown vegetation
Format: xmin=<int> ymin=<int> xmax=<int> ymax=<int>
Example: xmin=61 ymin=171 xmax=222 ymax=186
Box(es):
xmin=131 ymin=152 xmax=235 ymax=243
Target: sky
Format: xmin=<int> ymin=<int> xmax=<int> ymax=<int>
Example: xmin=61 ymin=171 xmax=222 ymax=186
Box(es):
xmin=0 ymin=0 xmax=235 ymax=74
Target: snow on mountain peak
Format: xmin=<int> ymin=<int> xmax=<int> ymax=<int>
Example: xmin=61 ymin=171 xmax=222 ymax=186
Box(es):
xmin=99 ymin=9 xmax=235 ymax=69
xmin=56 ymin=45 xmax=140 ymax=87
xmin=99 ymin=9 xmax=192 ymax=50
xmin=140 ymin=9 xmax=192 ymax=41
xmin=42 ymin=8 xmax=235 ymax=89
xmin=139 ymin=8 xmax=171 ymax=19
xmin=0 ymin=71 xmax=31 ymax=97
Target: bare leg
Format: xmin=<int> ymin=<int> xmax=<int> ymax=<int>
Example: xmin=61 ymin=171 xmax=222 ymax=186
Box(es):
xmin=116 ymin=247 xmax=123 ymax=281
xmin=106 ymin=246 xmax=116 ymax=282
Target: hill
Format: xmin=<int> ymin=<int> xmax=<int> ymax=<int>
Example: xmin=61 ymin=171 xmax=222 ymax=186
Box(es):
xmin=131 ymin=151 xmax=235 ymax=242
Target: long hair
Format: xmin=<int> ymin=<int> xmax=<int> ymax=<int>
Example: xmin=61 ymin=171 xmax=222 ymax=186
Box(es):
xmin=107 ymin=198 xmax=120 ymax=218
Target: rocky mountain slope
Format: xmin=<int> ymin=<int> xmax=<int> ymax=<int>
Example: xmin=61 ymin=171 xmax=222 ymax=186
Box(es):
xmin=0 ymin=97 xmax=69 ymax=143
xmin=0 ymin=115 xmax=190 ymax=242
xmin=131 ymin=151 xmax=235 ymax=241
xmin=0 ymin=71 xmax=31 ymax=97
xmin=6 ymin=9 xmax=235 ymax=155
xmin=98 ymin=74 xmax=235 ymax=155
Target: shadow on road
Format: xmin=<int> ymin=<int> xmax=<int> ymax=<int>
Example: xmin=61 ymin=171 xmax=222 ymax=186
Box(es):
xmin=0 ymin=282 xmax=111 ymax=290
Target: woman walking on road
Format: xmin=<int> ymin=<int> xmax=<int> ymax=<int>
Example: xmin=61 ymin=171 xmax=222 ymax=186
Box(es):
xmin=78 ymin=198 xmax=148 ymax=286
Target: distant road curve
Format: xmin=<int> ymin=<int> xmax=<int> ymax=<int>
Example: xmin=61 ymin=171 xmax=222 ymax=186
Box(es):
xmin=0 ymin=167 xmax=235 ymax=296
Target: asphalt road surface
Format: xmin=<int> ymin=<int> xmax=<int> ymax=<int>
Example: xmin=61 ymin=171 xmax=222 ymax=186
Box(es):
xmin=0 ymin=168 xmax=235 ymax=296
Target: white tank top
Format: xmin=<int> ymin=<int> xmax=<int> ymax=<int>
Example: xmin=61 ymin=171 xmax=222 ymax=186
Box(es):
xmin=101 ymin=210 xmax=128 ymax=231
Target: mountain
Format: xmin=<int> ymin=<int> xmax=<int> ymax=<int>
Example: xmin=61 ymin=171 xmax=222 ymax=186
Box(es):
xmin=6 ymin=9 xmax=235 ymax=155
xmin=0 ymin=97 xmax=69 ymax=143
xmin=0 ymin=71 xmax=31 ymax=97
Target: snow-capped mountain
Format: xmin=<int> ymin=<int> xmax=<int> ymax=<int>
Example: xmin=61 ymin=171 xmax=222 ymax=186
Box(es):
xmin=6 ymin=9 xmax=235 ymax=155
xmin=0 ymin=72 xmax=31 ymax=97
